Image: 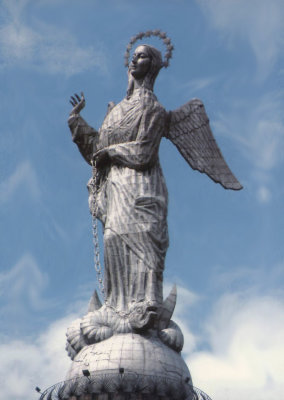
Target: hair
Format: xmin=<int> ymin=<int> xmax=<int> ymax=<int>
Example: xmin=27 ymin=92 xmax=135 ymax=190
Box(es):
xmin=126 ymin=45 xmax=163 ymax=98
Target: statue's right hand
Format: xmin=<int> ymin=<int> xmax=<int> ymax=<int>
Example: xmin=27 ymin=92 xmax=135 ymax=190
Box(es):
xmin=69 ymin=92 xmax=85 ymax=115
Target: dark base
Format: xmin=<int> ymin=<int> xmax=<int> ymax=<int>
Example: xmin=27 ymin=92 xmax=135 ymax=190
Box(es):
xmin=68 ymin=396 xmax=156 ymax=399
xmin=40 ymin=379 xmax=211 ymax=400
xmin=67 ymin=391 xmax=212 ymax=400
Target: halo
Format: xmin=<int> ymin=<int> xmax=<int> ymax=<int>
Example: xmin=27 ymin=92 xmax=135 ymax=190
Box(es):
xmin=124 ymin=30 xmax=174 ymax=68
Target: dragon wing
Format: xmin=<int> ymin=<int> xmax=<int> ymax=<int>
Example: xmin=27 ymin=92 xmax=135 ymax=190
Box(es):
xmin=166 ymin=99 xmax=242 ymax=190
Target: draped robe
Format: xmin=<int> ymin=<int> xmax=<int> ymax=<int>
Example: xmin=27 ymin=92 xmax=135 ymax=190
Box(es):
xmin=68 ymin=88 xmax=169 ymax=312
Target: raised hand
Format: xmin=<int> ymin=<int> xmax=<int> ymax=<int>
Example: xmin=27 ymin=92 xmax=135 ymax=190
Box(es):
xmin=69 ymin=92 xmax=85 ymax=115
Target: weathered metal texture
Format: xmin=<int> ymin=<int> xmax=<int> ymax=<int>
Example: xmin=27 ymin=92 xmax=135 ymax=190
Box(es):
xmin=68 ymin=45 xmax=242 ymax=338
xmin=65 ymin=287 xmax=183 ymax=361
xmin=166 ymin=99 xmax=242 ymax=190
xmin=66 ymin=333 xmax=190 ymax=383
xmin=39 ymin=373 xmax=212 ymax=400
xmin=69 ymin=87 xmax=169 ymax=317
xmin=63 ymin=40 xmax=242 ymax=400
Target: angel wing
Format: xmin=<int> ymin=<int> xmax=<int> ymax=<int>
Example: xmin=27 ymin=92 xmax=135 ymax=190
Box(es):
xmin=166 ymin=99 xmax=242 ymax=190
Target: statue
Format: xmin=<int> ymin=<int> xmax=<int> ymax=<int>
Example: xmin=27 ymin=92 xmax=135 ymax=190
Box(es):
xmin=63 ymin=30 xmax=241 ymax=400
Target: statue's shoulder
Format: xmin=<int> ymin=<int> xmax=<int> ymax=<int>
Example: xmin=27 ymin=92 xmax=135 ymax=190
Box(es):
xmin=141 ymin=90 xmax=166 ymax=115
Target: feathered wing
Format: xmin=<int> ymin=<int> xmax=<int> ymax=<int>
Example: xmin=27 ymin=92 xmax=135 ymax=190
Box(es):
xmin=166 ymin=99 xmax=242 ymax=190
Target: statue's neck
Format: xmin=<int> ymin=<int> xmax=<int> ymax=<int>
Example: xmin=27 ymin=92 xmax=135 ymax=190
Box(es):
xmin=126 ymin=72 xmax=155 ymax=99
xmin=133 ymin=78 xmax=153 ymax=91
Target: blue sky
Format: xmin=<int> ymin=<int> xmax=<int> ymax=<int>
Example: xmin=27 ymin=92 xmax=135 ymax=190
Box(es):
xmin=0 ymin=0 xmax=283 ymax=399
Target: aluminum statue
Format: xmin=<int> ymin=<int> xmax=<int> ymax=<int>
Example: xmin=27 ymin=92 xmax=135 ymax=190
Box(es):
xmin=62 ymin=30 xmax=242 ymax=400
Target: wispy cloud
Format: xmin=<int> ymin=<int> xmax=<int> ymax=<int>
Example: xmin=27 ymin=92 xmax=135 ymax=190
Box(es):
xmin=198 ymin=0 xmax=284 ymax=79
xmin=188 ymin=293 xmax=284 ymax=399
xmin=212 ymin=261 xmax=284 ymax=296
xmin=0 ymin=0 xmax=107 ymax=76
xmin=0 ymin=253 xmax=48 ymax=314
xmin=213 ymin=91 xmax=284 ymax=202
xmin=184 ymin=77 xmax=215 ymax=93
xmin=240 ymin=95 xmax=284 ymax=172
xmin=257 ymin=185 xmax=272 ymax=204
xmin=0 ymin=160 xmax=40 ymax=204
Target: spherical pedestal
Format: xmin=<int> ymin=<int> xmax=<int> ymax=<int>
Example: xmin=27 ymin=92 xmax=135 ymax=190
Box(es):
xmin=64 ymin=332 xmax=192 ymax=399
xmin=38 ymin=332 xmax=212 ymax=399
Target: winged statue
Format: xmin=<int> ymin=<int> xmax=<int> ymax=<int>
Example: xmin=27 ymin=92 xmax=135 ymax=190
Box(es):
xmin=66 ymin=30 xmax=242 ymax=359
xmin=167 ymin=98 xmax=242 ymax=190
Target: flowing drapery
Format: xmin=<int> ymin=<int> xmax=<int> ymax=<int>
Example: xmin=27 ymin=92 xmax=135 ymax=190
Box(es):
xmin=69 ymin=88 xmax=169 ymax=311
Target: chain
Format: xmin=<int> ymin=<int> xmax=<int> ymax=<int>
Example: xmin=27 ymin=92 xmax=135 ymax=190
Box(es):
xmin=90 ymin=159 xmax=105 ymax=298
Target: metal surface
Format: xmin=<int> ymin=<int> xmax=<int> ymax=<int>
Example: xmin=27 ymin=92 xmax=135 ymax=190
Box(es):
xmin=68 ymin=43 xmax=242 ymax=348
xmin=66 ymin=37 xmax=242 ymax=398
xmin=38 ymin=372 xmax=212 ymax=400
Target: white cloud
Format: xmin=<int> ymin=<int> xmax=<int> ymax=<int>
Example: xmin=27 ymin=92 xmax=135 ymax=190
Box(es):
xmin=0 ymin=0 xmax=107 ymax=76
xmin=187 ymin=293 xmax=284 ymax=399
xmin=1 ymin=277 xmax=283 ymax=400
xmin=163 ymin=283 xmax=199 ymax=354
xmin=0 ymin=258 xmax=89 ymax=399
xmin=198 ymin=0 xmax=284 ymax=79
xmin=0 ymin=160 xmax=40 ymax=204
xmin=0 ymin=284 xmax=94 ymax=399
xmin=0 ymin=315 xmax=73 ymax=400
xmin=0 ymin=254 xmax=95 ymax=399
xmin=174 ymin=284 xmax=199 ymax=354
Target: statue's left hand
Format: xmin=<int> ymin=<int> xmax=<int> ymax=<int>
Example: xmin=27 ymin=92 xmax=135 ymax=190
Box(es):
xmin=69 ymin=92 xmax=85 ymax=115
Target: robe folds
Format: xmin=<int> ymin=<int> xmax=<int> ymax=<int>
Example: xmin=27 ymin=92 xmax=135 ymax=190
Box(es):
xmin=69 ymin=88 xmax=169 ymax=311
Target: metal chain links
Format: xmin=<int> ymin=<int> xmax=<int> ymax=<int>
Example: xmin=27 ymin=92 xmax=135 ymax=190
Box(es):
xmin=90 ymin=160 xmax=105 ymax=298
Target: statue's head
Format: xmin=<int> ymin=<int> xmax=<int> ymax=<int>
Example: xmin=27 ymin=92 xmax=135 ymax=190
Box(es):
xmin=129 ymin=45 xmax=162 ymax=80
xmin=124 ymin=31 xmax=173 ymax=98
xmin=127 ymin=44 xmax=163 ymax=96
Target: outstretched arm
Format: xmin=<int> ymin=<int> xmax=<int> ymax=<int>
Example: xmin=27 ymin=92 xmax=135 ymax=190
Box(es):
xmin=68 ymin=92 xmax=99 ymax=165
xmin=69 ymin=92 xmax=86 ymax=116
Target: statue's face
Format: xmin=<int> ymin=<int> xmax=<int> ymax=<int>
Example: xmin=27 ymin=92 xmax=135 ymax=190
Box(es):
xmin=129 ymin=45 xmax=151 ymax=79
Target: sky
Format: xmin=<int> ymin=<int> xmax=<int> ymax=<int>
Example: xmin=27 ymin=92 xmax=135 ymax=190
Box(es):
xmin=0 ymin=0 xmax=283 ymax=399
